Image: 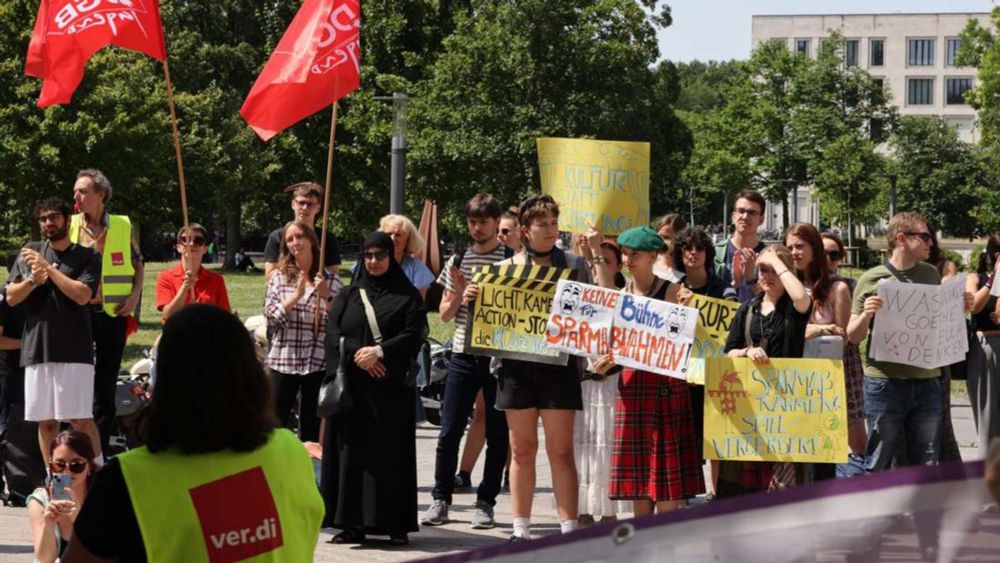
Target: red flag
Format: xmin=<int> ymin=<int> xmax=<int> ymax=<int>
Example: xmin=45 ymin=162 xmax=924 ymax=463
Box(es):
xmin=240 ymin=0 xmax=360 ymax=141
xmin=25 ymin=0 xmax=167 ymax=108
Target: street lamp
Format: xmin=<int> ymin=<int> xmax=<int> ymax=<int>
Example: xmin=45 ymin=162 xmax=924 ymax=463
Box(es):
xmin=877 ymin=173 xmax=897 ymax=219
xmin=374 ymin=92 xmax=409 ymax=215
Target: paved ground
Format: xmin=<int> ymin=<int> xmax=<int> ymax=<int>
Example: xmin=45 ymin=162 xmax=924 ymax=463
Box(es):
xmin=0 ymin=395 xmax=984 ymax=562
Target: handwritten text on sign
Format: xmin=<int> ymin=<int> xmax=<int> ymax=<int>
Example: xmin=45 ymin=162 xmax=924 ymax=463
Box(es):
xmin=686 ymin=294 xmax=740 ymax=385
xmin=546 ymin=280 xmax=697 ymax=380
xmin=465 ymin=266 xmax=569 ymax=366
xmin=704 ymin=358 xmax=848 ymax=463
xmin=537 ymin=138 xmax=650 ymax=235
xmin=871 ymin=276 xmax=968 ymax=369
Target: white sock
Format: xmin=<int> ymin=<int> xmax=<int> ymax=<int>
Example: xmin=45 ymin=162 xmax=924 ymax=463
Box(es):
xmin=560 ymin=519 xmax=579 ymax=534
xmin=512 ymin=517 xmax=531 ymax=539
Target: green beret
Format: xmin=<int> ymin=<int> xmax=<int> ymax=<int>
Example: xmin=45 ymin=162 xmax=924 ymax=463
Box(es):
xmin=616 ymin=226 xmax=665 ymax=251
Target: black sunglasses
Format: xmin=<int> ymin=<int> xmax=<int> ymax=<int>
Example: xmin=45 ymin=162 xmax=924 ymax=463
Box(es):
xmin=362 ymin=251 xmax=388 ymax=262
xmin=827 ymin=250 xmax=843 ymax=261
xmin=179 ymin=235 xmax=207 ymax=247
xmin=903 ymin=231 xmax=933 ymax=243
xmin=50 ymin=460 xmax=88 ymax=474
xmin=499 ymin=228 xmax=511 ymax=236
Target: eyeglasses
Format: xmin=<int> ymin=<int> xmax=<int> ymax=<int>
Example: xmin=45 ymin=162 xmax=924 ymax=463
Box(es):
xmin=292 ymin=200 xmax=318 ymax=209
xmin=37 ymin=213 xmax=63 ymax=224
xmin=362 ymin=251 xmax=388 ymax=262
xmin=50 ymin=460 xmax=88 ymax=474
xmin=734 ymin=207 xmax=761 ymax=218
xmin=903 ymin=232 xmax=933 ymax=244
xmin=827 ymin=250 xmax=843 ymax=261
xmin=179 ymin=235 xmax=206 ymax=247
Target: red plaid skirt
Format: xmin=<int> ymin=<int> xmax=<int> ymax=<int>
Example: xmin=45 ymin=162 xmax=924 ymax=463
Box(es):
xmin=610 ymin=369 xmax=705 ymax=501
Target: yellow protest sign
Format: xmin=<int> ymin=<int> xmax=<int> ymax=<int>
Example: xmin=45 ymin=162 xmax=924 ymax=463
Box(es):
xmin=537 ymin=137 xmax=650 ymax=235
xmin=686 ymin=294 xmax=741 ymax=385
xmin=704 ymin=358 xmax=848 ymax=463
xmin=465 ymin=265 xmax=570 ymax=365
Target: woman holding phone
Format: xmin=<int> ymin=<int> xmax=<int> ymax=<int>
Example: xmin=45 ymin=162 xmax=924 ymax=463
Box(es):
xmin=28 ymin=430 xmax=96 ymax=563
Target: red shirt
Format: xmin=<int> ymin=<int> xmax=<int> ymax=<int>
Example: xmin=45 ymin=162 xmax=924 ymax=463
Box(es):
xmin=155 ymin=263 xmax=231 ymax=317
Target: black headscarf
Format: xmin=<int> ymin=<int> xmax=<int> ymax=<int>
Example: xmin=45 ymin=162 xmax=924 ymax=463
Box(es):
xmin=355 ymin=231 xmax=419 ymax=299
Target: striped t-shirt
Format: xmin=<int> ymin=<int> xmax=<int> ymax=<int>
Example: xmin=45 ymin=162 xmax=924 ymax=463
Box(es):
xmin=437 ymin=245 xmax=510 ymax=353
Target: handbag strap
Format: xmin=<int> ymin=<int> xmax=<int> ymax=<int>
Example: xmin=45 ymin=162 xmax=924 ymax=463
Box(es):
xmin=358 ymin=289 xmax=383 ymax=344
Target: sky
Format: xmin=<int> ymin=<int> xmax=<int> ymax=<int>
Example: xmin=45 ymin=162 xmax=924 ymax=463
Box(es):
xmin=657 ymin=0 xmax=997 ymax=62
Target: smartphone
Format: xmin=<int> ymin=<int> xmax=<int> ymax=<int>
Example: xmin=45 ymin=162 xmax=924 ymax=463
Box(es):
xmin=50 ymin=473 xmax=72 ymax=501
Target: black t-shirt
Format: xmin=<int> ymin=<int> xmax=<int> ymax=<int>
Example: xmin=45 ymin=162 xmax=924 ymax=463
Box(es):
xmin=9 ymin=242 xmax=101 ymax=367
xmin=73 ymin=458 xmax=146 ymax=561
xmin=724 ymin=293 xmax=811 ymax=359
xmin=0 ymin=284 xmax=26 ymax=374
xmin=263 ymin=226 xmax=341 ymax=267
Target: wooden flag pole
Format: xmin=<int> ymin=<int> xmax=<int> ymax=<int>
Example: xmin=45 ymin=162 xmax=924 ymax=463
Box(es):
xmin=315 ymin=101 xmax=340 ymax=333
xmin=162 ymin=60 xmax=195 ymax=300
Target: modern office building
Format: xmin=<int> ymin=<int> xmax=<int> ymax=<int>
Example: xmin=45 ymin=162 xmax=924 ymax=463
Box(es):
xmin=751 ymin=12 xmax=990 ymax=231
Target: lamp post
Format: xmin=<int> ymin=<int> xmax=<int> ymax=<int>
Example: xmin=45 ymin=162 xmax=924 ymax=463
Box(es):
xmin=374 ymin=92 xmax=409 ymax=215
xmin=877 ymin=173 xmax=898 ymax=219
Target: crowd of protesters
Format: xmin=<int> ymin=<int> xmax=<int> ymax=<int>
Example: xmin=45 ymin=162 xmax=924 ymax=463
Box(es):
xmin=2 ymin=169 xmax=1000 ymax=560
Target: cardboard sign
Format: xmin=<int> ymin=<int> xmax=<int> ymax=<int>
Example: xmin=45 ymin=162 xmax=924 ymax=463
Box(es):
xmin=537 ymin=137 xmax=650 ymax=235
xmin=871 ymin=276 xmax=968 ymax=369
xmin=704 ymin=357 xmax=849 ymax=463
xmin=686 ymin=294 xmax=741 ymax=385
xmin=465 ymin=265 xmax=570 ymax=365
xmin=546 ymin=279 xmax=698 ymax=380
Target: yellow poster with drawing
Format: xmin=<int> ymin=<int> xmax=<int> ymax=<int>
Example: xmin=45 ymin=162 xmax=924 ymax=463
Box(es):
xmin=704 ymin=357 xmax=848 ymax=463
xmin=537 ymin=138 xmax=650 ymax=235
xmin=686 ymin=294 xmax=741 ymax=385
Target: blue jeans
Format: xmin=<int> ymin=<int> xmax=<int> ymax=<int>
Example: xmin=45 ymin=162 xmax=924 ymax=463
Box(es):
xmin=863 ymin=376 xmax=942 ymax=473
xmin=431 ymin=353 xmax=509 ymax=506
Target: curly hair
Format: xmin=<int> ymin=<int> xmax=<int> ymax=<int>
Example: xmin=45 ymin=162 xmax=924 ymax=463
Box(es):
xmin=671 ymin=228 xmax=715 ymax=275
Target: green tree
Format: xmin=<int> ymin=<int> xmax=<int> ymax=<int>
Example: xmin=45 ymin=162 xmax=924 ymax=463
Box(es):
xmin=957 ymin=8 xmax=1000 ymax=146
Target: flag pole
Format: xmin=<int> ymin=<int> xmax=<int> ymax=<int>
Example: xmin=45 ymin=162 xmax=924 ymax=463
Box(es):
xmin=162 ymin=60 xmax=195 ymax=300
xmin=315 ymin=101 xmax=340 ymax=333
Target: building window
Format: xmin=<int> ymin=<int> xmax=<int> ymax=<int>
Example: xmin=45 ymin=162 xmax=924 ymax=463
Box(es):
xmin=946 ymin=77 xmax=973 ymax=105
xmin=907 ymin=78 xmax=934 ymax=105
xmin=845 ymin=39 xmax=859 ymax=67
xmin=795 ymin=38 xmax=810 ymax=56
xmin=908 ymin=38 xmax=935 ymax=66
xmin=873 ymin=77 xmax=884 ymax=89
xmin=870 ymin=118 xmax=885 ymax=142
xmin=946 ymin=38 xmax=962 ymax=67
xmin=870 ymin=39 xmax=884 ymax=67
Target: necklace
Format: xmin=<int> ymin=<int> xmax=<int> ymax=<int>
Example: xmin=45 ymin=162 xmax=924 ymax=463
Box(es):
xmin=525 ymin=245 xmax=553 ymax=258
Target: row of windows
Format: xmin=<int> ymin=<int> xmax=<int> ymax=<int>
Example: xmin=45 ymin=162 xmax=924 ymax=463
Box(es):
xmin=791 ymin=37 xmax=964 ymax=68
xmin=905 ymin=77 xmax=973 ymax=105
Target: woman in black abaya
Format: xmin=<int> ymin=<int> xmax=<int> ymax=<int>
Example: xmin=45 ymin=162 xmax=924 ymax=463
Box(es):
xmin=321 ymin=232 xmax=428 ymax=546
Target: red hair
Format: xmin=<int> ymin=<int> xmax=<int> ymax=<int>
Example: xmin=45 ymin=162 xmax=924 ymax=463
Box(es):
xmin=785 ymin=223 xmax=831 ymax=309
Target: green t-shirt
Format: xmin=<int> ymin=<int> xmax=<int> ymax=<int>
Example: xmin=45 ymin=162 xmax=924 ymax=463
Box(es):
xmin=852 ymin=262 xmax=942 ymax=379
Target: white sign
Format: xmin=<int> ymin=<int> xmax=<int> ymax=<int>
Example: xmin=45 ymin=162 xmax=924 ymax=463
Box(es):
xmin=871 ymin=276 xmax=968 ymax=369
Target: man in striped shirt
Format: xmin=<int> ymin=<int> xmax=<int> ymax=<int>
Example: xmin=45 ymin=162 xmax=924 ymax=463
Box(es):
xmin=423 ymin=193 xmax=511 ymax=530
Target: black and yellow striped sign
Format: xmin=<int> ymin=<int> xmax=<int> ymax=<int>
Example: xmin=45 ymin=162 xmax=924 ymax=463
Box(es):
xmin=471 ymin=265 xmax=568 ymax=290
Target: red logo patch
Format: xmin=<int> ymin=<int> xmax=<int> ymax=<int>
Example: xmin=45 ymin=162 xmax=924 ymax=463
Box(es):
xmin=111 ymin=252 xmax=124 ymax=266
xmin=188 ymin=467 xmax=283 ymax=563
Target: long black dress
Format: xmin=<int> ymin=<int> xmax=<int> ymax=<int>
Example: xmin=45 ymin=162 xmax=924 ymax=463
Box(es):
xmin=321 ymin=233 xmax=428 ymax=536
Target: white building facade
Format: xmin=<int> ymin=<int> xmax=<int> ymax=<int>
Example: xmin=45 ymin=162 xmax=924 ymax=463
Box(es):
xmin=750 ymin=12 xmax=989 ymax=231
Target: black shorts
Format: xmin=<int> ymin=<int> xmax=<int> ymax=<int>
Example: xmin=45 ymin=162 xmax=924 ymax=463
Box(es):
xmin=495 ymin=359 xmax=583 ymax=411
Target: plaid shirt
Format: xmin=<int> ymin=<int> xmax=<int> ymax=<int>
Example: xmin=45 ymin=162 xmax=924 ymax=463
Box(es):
xmin=264 ymin=271 xmax=343 ymax=375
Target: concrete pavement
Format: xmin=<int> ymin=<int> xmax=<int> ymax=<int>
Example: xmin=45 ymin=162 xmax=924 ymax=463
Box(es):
xmin=0 ymin=394 xmax=984 ymax=562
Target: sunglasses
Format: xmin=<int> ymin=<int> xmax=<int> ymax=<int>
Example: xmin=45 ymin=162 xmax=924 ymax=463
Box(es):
xmin=180 ymin=235 xmax=207 ymax=247
xmin=827 ymin=250 xmax=843 ymax=261
xmin=50 ymin=460 xmax=88 ymax=474
xmin=904 ymin=232 xmax=933 ymax=244
xmin=362 ymin=251 xmax=388 ymax=262
xmin=499 ymin=228 xmax=511 ymax=236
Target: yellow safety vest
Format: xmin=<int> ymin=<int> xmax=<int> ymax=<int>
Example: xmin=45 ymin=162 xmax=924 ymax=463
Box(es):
xmin=69 ymin=213 xmax=135 ymax=316
xmin=118 ymin=429 xmax=323 ymax=563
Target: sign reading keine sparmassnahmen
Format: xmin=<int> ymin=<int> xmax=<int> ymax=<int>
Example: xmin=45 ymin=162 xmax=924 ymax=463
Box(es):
xmin=537 ymin=138 xmax=650 ymax=235
xmin=871 ymin=276 xmax=968 ymax=369
xmin=704 ymin=357 xmax=848 ymax=463
xmin=545 ymin=279 xmax=697 ymax=380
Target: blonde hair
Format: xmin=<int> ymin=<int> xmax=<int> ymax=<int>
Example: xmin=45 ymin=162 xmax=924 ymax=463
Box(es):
xmin=379 ymin=214 xmax=425 ymax=256
xmin=887 ymin=212 xmax=928 ymax=251
xmin=763 ymin=244 xmax=796 ymax=273
xmin=277 ymin=221 xmax=320 ymax=281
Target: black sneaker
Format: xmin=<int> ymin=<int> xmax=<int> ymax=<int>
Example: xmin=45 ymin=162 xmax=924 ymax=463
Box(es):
xmin=453 ymin=471 xmax=472 ymax=490
xmin=508 ymin=535 xmax=529 ymax=544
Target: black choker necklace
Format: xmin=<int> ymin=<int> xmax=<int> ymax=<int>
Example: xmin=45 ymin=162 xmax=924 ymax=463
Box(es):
xmin=526 ymin=246 xmax=553 ymax=258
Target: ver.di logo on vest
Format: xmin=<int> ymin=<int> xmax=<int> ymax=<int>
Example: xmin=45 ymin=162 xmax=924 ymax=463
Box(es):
xmin=189 ymin=467 xmax=284 ymax=563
